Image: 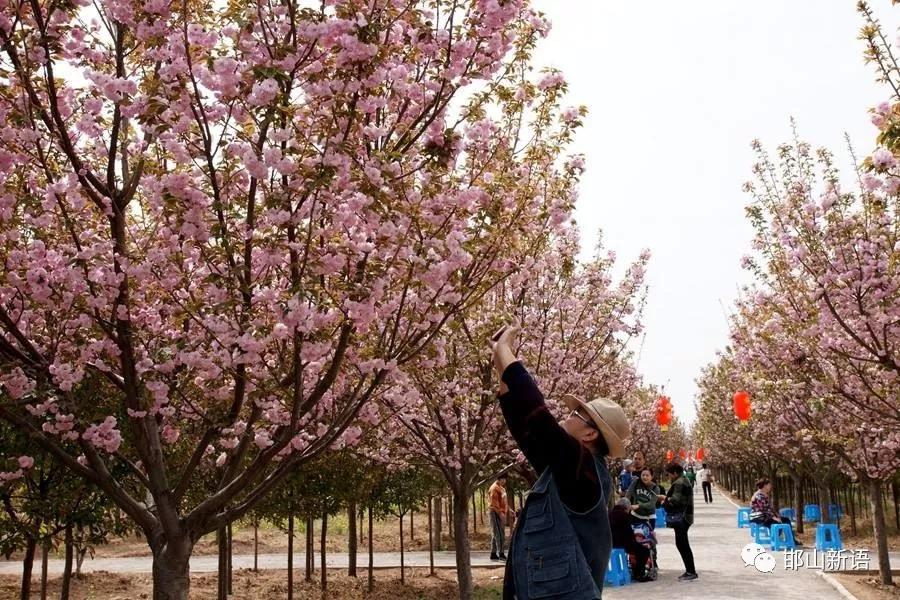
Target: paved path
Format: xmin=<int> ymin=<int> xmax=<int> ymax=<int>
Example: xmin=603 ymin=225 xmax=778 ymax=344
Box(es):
xmin=600 ymin=486 xmax=854 ymax=599
xmin=1 ymin=487 xmax=895 ymax=599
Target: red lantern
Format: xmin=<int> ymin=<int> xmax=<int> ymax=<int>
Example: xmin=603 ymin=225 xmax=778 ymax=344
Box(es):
xmin=655 ymin=395 xmax=673 ymax=431
xmin=666 ymin=449 xmax=674 ymax=462
xmin=679 ymin=448 xmax=687 ymax=460
xmin=733 ymin=390 xmax=751 ymax=425
xmin=697 ymin=447 xmax=705 ymax=461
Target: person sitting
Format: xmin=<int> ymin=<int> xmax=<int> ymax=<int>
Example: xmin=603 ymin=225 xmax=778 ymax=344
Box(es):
xmin=750 ymin=477 xmax=800 ymax=541
xmin=609 ymin=498 xmax=652 ymax=582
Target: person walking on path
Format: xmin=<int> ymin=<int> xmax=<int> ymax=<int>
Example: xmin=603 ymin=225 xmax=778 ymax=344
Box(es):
xmin=697 ymin=463 xmax=713 ymax=503
xmin=489 ymin=319 xmax=631 ymax=599
xmin=660 ymin=462 xmax=697 ymax=581
xmin=609 ymin=498 xmax=652 ymax=582
xmin=489 ymin=475 xmax=509 ymax=560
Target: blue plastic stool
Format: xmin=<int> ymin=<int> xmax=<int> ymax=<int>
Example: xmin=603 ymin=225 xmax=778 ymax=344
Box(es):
xmin=737 ymin=507 xmax=751 ymax=528
xmin=779 ymin=508 xmax=796 ymax=520
xmin=605 ymin=548 xmax=632 ymax=587
xmin=749 ymin=522 xmax=760 ymax=538
xmin=815 ymin=524 xmax=843 ymax=551
xmin=827 ymin=504 xmax=843 ymax=520
xmin=771 ymin=524 xmax=796 ymax=550
xmin=803 ymin=504 xmax=822 ymax=522
xmin=753 ymin=523 xmax=772 ymax=545
xmin=656 ymin=507 xmax=667 ymax=528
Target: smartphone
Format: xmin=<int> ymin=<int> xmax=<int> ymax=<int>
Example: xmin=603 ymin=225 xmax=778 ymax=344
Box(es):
xmin=491 ymin=326 xmax=507 ymax=342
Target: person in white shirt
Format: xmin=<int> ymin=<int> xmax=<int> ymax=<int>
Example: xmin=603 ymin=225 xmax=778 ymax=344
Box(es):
xmin=697 ymin=463 xmax=713 ymax=503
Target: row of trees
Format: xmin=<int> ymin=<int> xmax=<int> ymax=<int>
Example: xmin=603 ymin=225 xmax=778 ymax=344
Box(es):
xmin=695 ymin=2 xmax=900 ymax=586
xmin=0 ymin=0 xmax=664 ymax=598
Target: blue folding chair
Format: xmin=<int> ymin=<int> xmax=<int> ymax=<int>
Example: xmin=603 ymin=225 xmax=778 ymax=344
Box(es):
xmin=605 ymin=548 xmax=632 ymax=587
xmin=815 ymin=524 xmax=842 ymax=551
xmin=803 ymin=504 xmax=822 ymax=522
xmin=656 ymin=507 xmax=667 ymax=528
xmin=771 ymin=523 xmax=796 ymax=550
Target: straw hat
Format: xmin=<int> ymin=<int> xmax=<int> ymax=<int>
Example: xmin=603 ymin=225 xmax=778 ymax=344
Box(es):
xmin=561 ymin=394 xmax=630 ymax=459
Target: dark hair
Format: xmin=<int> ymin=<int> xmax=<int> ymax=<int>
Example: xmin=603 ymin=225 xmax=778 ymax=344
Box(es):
xmin=702 ymin=463 xmax=708 ymax=469
xmin=497 ymin=474 xmax=508 ymax=481
xmin=756 ymin=478 xmax=770 ymax=490
xmin=639 ymin=467 xmax=654 ymax=476
xmin=664 ymin=462 xmax=683 ymax=476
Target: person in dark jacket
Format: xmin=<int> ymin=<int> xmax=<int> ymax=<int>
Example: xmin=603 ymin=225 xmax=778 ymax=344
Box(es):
xmin=660 ymin=462 xmax=697 ymax=581
xmin=490 ymin=319 xmax=631 ymax=600
xmin=609 ymin=498 xmax=652 ymax=582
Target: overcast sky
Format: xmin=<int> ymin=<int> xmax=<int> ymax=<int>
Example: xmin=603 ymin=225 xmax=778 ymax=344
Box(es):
xmin=529 ymin=1 xmax=900 ymax=426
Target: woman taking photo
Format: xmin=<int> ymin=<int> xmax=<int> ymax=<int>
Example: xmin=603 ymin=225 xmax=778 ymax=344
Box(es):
xmin=660 ymin=462 xmax=698 ymax=581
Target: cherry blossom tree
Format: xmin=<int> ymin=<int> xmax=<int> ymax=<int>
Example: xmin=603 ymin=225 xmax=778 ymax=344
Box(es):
xmin=0 ymin=0 xmax=575 ymax=596
xmin=697 ymin=119 xmax=900 ymax=582
xmin=384 ymin=226 xmax=648 ymax=599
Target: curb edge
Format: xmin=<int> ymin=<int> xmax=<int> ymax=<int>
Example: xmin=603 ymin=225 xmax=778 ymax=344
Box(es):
xmin=816 ymin=570 xmax=860 ymax=600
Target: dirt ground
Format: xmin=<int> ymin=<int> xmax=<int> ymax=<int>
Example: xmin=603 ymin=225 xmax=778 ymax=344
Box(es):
xmin=832 ymin=572 xmax=900 ymax=600
xmin=841 ymin=519 xmax=900 ymax=553
xmin=0 ymin=567 xmax=504 ymax=600
xmin=84 ymin=510 xmax=494 ymax=559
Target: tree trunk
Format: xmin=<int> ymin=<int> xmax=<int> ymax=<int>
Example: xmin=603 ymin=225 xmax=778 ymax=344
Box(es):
xmin=817 ymin=483 xmax=830 ymax=524
xmin=793 ymin=474 xmax=804 ymax=535
xmin=74 ymin=523 xmax=86 ymax=579
xmin=41 ymin=537 xmax=49 ymax=600
xmin=75 ymin=546 xmax=86 ymax=578
xmin=359 ymin=509 xmax=364 ymax=544
xmin=320 ymin=511 xmax=328 ymax=593
xmin=867 ymin=478 xmax=893 ymax=585
xmin=769 ymin=467 xmax=778 ymax=508
xmin=480 ymin=489 xmax=486 ymax=526
xmin=151 ymin=541 xmax=193 ymax=600
xmin=448 ymin=496 xmax=454 ymax=540
xmin=253 ymin=519 xmax=259 ymax=572
xmin=434 ymin=496 xmax=443 ymax=551
xmin=471 ymin=493 xmax=477 ymax=534
xmin=453 ymin=492 xmax=474 ymax=600
xmin=410 ymin=509 xmax=414 ymax=541
xmin=347 ymin=502 xmax=358 ymax=577
xmin=367 ymin=505 xmax=374 ymax=593
xmin=287 ymin=513 xmax=294 ymax=600
xmin=892 ymin=479 xmax=899 ymax=532
xmin=849 ymin=482 xmax=858 ymax=537
xmin=60 ymin=523 xmax=74 ymax=600
xmin=399 ymin=510 xmax=406 ymax=585
xmin=305 ymin=516 xmax=314 ymax=583
xmin=427 ymin=497 xmax=435 ymax=576
xmin=217 ymin=527 xmax=227 ymax=600
xmin=20 ymin=537 xmax=37 ymax=600
xmin=227 ymin=523 xmax=233 ymax=595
